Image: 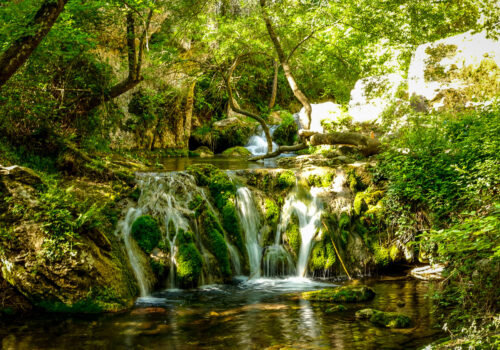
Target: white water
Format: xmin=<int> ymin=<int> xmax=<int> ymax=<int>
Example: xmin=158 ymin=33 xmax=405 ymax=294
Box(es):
xmin=245 ymin=125 xmax=278 ymax=156
xmin=236 ymin=187 xmax=262 ymax=278
xmin=116 ymin=207 xmax=150 ymax=296
xmin=277 ymin=185 xmax=324 ymax=277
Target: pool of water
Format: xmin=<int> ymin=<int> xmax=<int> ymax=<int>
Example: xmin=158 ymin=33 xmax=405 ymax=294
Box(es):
xmin=149 ymin=156 xmax=285 ymax=172
xmin=0 ymin=277 xmax=442 ymax=349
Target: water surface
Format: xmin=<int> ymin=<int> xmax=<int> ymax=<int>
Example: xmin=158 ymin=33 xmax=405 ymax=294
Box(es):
xmin=0 ymin=277 xmax=442 ymax=349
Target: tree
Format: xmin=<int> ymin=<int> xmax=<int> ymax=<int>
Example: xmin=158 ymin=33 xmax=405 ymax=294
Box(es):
xmin=0 ymin=0 xmax=69 ymax=88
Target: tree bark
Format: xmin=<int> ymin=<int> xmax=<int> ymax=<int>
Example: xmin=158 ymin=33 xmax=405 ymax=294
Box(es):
xmin=184 ymin=80 xmax=196 ymax=145
xmin=224 ymin=55 xmax=274 ymax=154
xmin=259 ymin=0 xmax=312 ymax=129
xmin=268 ymin=59 xmax=278 ymax=109
xmin=310 ymin=132 xmax=381 ymax=156
xmin=0 ymin=0 xmax=69 ymax=88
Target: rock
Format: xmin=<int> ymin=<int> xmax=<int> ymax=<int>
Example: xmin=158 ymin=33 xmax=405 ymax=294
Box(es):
xmin=325 ymin=304 xmax=347 ymax=313
xmin=301 ymin=285 xmax=375 ymax=303
xmin=355 ymin=308 xmax=412 ymax=328
xmin=408 ymin=31 xmax=500 ymax=110
xmin=348 ymin=73 xmax=405 ymax=124
xmin=221 ymin=146 xmax=252 ymax=157
xmin=410 ymin=264 xmax=445 ymax=281
xmin=193 ymin=146 xmax=214 ymax=158
xmin=0 ymin=165 xmax=42 ymax=186
xmin=268 ymin=111 xmax=283 ymax=125
xmin=296 ymin=102 xmax=342 ymax=133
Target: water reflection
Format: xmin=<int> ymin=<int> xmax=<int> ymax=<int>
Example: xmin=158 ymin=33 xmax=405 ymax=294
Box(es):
xmin=0 ymin=278 xmax=442 ymax=349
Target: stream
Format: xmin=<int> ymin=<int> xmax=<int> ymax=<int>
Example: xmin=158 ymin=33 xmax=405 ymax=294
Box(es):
xmin=0 ymin=277 xmax=442 ymax=349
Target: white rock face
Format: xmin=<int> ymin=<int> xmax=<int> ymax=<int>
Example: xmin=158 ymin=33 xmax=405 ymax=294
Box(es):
xmin=348 ymin=73 xmax=405 ymax=124
xmin=296 ymin=102 xmax=342 ymax=133
xmin=408 ymin=31 xmax=500 ymax=103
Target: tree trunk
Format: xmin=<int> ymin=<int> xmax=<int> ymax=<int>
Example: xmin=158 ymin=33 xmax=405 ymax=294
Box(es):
xmin=310 ymin=132 xmax=381 ymax=156
xmin=259 ymin=0 xmax=312 ymax=129
xmin=0 ymin=0 xmax=68 ymax=88
xmin=184 ymin=80 xmax=196 ymax=145
xmin=224 ymin=55 xmax=273 ymax=154
xmin=268 ymin=59 xmax=278 ymax=109
xmin=249 ymin=143 xmax=307 ymax=161
xmin=80 ymin=9 xmax=154 ymax=113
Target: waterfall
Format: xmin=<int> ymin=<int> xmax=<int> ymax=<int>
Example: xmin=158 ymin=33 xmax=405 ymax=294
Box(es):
xmin=245 ymin=125 xmax=278 ymax=156
xmin=276 ymin=183 xmax=324 ymax=278
xmin=236 ymin=187 xmax=262 ymax=278
xmin=117 ymin=207 xmax=150 ymax=296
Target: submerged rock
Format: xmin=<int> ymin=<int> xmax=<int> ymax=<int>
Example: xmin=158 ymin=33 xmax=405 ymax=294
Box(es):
xmin=301 ymin=285 xmax=375 ymax=302
xmin=325 ymin=304 xmax=347 ymax=313
xmin=355 ymin=308 xmax=412 ymax=328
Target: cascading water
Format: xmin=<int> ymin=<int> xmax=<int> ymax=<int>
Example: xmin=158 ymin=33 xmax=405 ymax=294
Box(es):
xmin=236 ymin=187 xmax=262 ymax=278
xmin=116 ymin=207 xmax=150 ymax=296
xmin=276 ymin=183 xmax=324 ymax=278
xmin=118 ymin=172 xmax=242 ymax=292
xmin=245 ymin=125 xmax=278 ymax=156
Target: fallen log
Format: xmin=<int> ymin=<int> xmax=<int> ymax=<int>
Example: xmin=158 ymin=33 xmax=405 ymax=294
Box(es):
xmin=310 ymin=132 xmax=381 ymax=156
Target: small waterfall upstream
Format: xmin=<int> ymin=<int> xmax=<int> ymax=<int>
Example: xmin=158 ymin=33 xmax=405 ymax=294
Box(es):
xmin=236 ymin=187 xmax=262 ymax=278
xmin=245 ymin=125 xmax=278 ymax=156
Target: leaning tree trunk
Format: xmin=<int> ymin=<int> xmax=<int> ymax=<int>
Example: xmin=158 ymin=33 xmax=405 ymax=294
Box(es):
xmin=224 ymin=55 xmax=274 ymax=154
xmin=0 ymin=0 xmax=69 ymax=88
xmin=268 ymin=59 xmax=279 ymax=109
xmin=260 ymin=0 xmax=312 ymax=129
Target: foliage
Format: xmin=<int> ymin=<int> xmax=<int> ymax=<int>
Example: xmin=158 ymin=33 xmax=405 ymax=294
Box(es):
xmin=176 ymin=230 xmax=202 ymax=288
xmin=273 ymin=112 xmax=298 ymax=146
xmin=277 ymin=170 xmax=296 ymax=189
xmin=131 ymin=215 xmax=161 ymax=254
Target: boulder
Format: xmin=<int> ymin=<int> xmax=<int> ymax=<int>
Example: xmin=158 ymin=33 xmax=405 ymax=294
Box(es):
xmin=193 ymin=146 xmax=214 ymax=158
xmin=222 ymin=146 xmax=252 ymax=157
xmin=408 ymin=30 xmax=500 ymax=110
xmin=348 ymin=73 xmax=405 ymax=124
xmin=296 ymin=102 xmax=343 ymax=133
xmin=355 ymin=308 xmax=412 ymax=328
xmin=301 ymin=285 xmax=375 ymax=302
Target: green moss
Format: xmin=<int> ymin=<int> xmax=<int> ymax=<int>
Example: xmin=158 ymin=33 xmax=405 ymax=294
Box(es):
xmin=208 ymin=171 xmax=236 ymax=210
xmin=131 ymin=215 xmax=161 ymax=253
xmin=264 ymin=199 xmax=280 ymax=229
xmin=355 ymin=308 xmax=412 ymax=328
xmin=202 ymin=211 xmax=231 ymax=277
xmin=302 ymin=285 xmax=376 ymax=303
xmin=308 ymin=239 xmax=336 ymax=271
xmin=285 ymin=213 xmax=301 ymax=257
xmin=277 ymin=170 xmax=296 ymax=189
xmin=325 ymin=304 xmax=346 ymax=313
xmin=37 ymin=287 xmax=129 ymax=313
xmin=176 ymin=231 xmax=202 ymax=288
xmin=186 ymin=164 xmax=217 ymax=186
xmin=221 ymin=146 xmax=251 ymax=157
xmin=373 ymin=243 xmax=390 ymax=267
xmin=222 ymin=200 xmax=244 ymax=254
xmin=307 ymin=172 xmax=335 ymax=188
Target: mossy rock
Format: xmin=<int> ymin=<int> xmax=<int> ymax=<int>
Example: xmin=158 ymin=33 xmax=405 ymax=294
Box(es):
xmin=277 ymin=170 xmax=296 ymax=189
xmin=302 ymin=285 xmax=375 ymax=303
xmin=176 ymin=231 xmax=203 ymax=288
xmin=264 ymin=199 xmax=280 ymax=229
xmin=202 ymin=210 xmax=231 ymax=277
xmin=355 ymin=308 xmax=412 ymax=328
xmin=222 ymin=200 xmax=245 ymax=254
xmin=131 ymin=215 xmax=161 ymax=253
xmin=325 ymin=304 xmax=347 ymax=313
xmin=309 ymin=239 xmax=336 ymax=272
xmin=193 ymin=146 xmax=214 ymax=158
xmin=221 ymin=146 xmax=251 ymax=157
xmin=285 ymin=213 xmax=301 ymax=257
